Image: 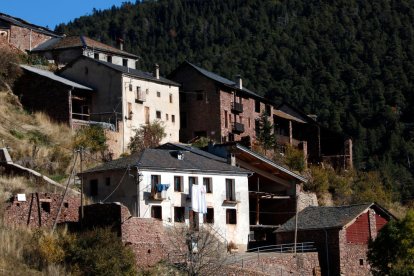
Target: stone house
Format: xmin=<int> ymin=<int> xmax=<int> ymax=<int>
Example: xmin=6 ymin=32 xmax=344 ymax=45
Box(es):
xmin=275 ymin=203 xmax=395 ymax=276
xmin=168 ymin=61 xmax=277 ymax=144
xmin=0 ymin=12 xmax=61 ymax=52
xmin=14 ymin=64 xmax=93 ymax=126
xmin=3 ymin=192 xmax=80 ymax=229
xmin=58 ymin=56 xmax=180 ymax=155
xmin=31 ymin=35 xmax=138 ymax=68
xmin=79 ymin=146 xmax=251 ymax=251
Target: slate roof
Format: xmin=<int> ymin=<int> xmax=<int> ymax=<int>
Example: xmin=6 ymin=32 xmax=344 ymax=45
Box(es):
xmin=92 ymin=58 xmax=180 ymax=86
xmin=32 ymin=35 xmax=138 ymax=58
xmin=82 ymin=148 xmax=250 ymax=175
xmin=0 ymin=13 xmax=61 ymax=37
xmin=183 ymin=61 xmax=265 ymax=100
xmin=275 ymin=203 xmax=375 ymax=232
xmin=157 ymin=143 xmax=227 ymax=163
xmin=20 ymin=64 xmax=93 ymax=90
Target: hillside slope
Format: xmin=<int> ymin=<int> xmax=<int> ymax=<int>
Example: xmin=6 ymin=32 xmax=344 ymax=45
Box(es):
xmin=56 ymin=0 xmax=414 ymax=202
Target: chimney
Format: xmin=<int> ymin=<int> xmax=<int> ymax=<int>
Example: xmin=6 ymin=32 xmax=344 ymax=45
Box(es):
xmin=116 ymin=38 xmax=124 ymax=51
xmin=227 ymin=153 xmax=236 ymax=166
xmin=236 ymin=75 xmax=242 ymax=89
xmin=154 ymin=63 xmax=160 ymax=79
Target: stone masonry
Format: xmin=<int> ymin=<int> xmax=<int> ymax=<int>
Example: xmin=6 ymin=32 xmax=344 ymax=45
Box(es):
xmin=3 ymin=193 xmax=80 ymax=228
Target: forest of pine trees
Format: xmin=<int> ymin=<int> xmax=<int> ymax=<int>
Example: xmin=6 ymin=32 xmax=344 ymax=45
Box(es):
xmin=56 ymin=0 xmax=414 ymax=203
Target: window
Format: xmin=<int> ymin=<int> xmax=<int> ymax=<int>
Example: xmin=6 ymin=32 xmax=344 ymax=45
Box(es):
xmin=189 ymin=176 xmax=197 ymax=186
xmin=166 ymin=114 xmax=169 ymax=121
xmin=265 ymin=105 xmax=271 ymax=116
xmin=204 ymin=207 xmax=214 ymax=224
xmin=229 ymin=113 xmax=232 ymax=124
xmin=225 ymin=179 xmax=236 ymax=201
xmin=90 ymin=179 xmax=98 ymax=196
xmin=107 ymin=55 xmax=112 ymax=63
xmin=255 ymin=100 xmax=261 ymax=113
xmin=174 ymin=176 xmax=183 ymax=192
xmin=255 ymin=119 xmax=260 ymax=136
xmin=203 ymin=177 xmax=212 ymax=193
xmin=105 ymin=177 xmax=110 ymax=186
xmin=359 ymin=259 xmax=364 ymax=266
xmin=146 ymin=88 xmax=149 ymax=95
xmin=248 ymin=118 xmax=251 ymax=128
xmin=172 ymin=115 xmax=175 ymax=123
xmin=94 ymin=53 xmax=99 ymax=59
xmin=157 ymin=91 xmax=161 ymax=97
xmin=122 ymin=58 xmax=128 ymax=67
xmin=64 ymin=202 xmax=69 ymax=208
xmin=196 ymin=91 xmax=203 ymax=101
xmin=129 ymin=83 xmax=133 ymax=91
xmin=224 ymin=110 xmax=228 ymax=128
xmin=169 ymin=93 xmax=173 ymax=103
xmin=41 ymin=202 xmax=51 ymax=213
xmin=156 ymin=111 xmax=161 ymax=119
xmin=151 ymin=206 xmax=162 ymax=220
xmin=180 ymin=112 xmax=187 ymax=128
xmin=151 ymin=175 xmax=161 ymax=195
xmin=226 ymin=209 xmax=237 ymax=224
xmin=174 ymin=207 xmax=185 ymax=222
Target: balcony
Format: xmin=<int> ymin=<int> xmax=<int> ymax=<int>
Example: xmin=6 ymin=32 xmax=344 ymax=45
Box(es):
xmin=231 ymin=102 xmax=243 ymax=113
xmin=232 ymin=122 xmax=245 ymax=134
xmin=135 ymin=90 xmax=146 ymax=103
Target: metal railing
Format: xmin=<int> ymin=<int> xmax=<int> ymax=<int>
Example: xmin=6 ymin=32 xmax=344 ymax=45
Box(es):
xmin=247 ymin=242 xmax=316 ymax=254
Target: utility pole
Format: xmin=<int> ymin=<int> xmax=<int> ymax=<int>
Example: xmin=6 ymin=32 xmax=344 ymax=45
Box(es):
xmin=136 ymin=165 xmax=140 ymax=217
xmin=80 ymin=147 xmax=84 ymax=228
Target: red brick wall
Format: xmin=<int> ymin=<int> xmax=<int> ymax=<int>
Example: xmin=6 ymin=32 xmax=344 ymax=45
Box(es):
xmin=9 ymin=25 xmax=53 ymax=52
xmin=3 ymin=193 xmax=80 ymax=228
xmin=346 ymin=212 xmax=370 ymax=244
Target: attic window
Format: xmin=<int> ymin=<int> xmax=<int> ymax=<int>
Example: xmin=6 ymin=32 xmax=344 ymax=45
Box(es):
xmin=177 ymin=151 xmax=184 ymax=160
xmin=107 ymin=55 xmax=112 ymax=63
xmin=94 ymin=53 xmax=99 ymax=59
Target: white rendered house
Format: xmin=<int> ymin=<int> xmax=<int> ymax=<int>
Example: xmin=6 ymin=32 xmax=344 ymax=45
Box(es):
xmin=80 ymin=146 xmax=251 ymax=251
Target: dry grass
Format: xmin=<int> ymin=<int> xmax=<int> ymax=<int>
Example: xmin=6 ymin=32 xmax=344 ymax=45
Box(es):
xmin=0 ymin=91 xmax=74 ymax=179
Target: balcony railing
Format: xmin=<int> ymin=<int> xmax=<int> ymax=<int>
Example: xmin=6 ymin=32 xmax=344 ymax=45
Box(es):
xmin=232 ymin=122 xmax=245 ymax=133
xmin=135 ymin=91 xmax=146 ymax=103
xmin=231 ymin=102 xmax=243 ymax=113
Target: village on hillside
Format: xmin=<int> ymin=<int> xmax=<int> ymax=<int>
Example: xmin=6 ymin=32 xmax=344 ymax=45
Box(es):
xmin=0 ymin=12 xmax=402 ymax=276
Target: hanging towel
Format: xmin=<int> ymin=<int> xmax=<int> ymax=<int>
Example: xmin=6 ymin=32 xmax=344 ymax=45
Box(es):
xmin=155 ymin=184 xmax=170 ymax=192
xmin=191 ymin=184 xmax=199 ymax=212
xmin=199 ymin=184 xmax=207 ymax=214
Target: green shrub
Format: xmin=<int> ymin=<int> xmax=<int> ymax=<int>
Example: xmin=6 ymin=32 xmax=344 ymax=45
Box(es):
xmin=284 ymin=145 xmax=305 ymax=172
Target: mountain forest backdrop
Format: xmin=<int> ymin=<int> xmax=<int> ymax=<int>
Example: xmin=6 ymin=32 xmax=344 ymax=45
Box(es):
xmin=55 ymin=0 xmax=414 ymax=203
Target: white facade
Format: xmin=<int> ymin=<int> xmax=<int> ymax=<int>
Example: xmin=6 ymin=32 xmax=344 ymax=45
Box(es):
xmin=83 ymin=168 xmax=250 ymax=251
xmin=59 ymin=57 xmax=180 ymax=154
xmin=121 ymin=76 xmax=180 ymax=151
xmin=84 ymin=50 xmax=136 ymax=69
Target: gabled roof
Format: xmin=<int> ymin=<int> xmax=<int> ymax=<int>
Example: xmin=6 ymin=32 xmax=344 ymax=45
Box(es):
xmin=157 ymin=143 xmax=227 ymax=163
xmin=82 ymin=148 xmax=250 ymax=175
xmin=275 ymin=203 xmax=395 ymax=232
xmin=32 ymin=35 xmax=138 ymax=59
xmin=173 ymin=61 xmax=266 ymax=100
xmin=59 ymin=56 xmax=180 ymax=87
xmin=232 ymin=143 xmax=307 ymax=183
xmin=0 ymin=13 xmax=61 ymax=37
xmin=20 ymin=64 xmax=93 ymax=91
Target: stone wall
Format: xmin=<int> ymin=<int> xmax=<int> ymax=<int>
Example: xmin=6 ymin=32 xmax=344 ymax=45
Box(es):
xmin=9 ymin=25 xmax=53 ymax=52
xmin=339 ymin=229 xmax=371 ymax=276
xmin=3 ymin=193 xmax=80 ymax=228
xmin=297 ymin=192 xmax=318 ymax=212
xmin=240 ymin=252 xmax=320 ymax=276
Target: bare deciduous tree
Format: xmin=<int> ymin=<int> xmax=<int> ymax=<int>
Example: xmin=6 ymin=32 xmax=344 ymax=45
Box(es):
xmin=165 ymin=225 xmax=229 ymax=276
